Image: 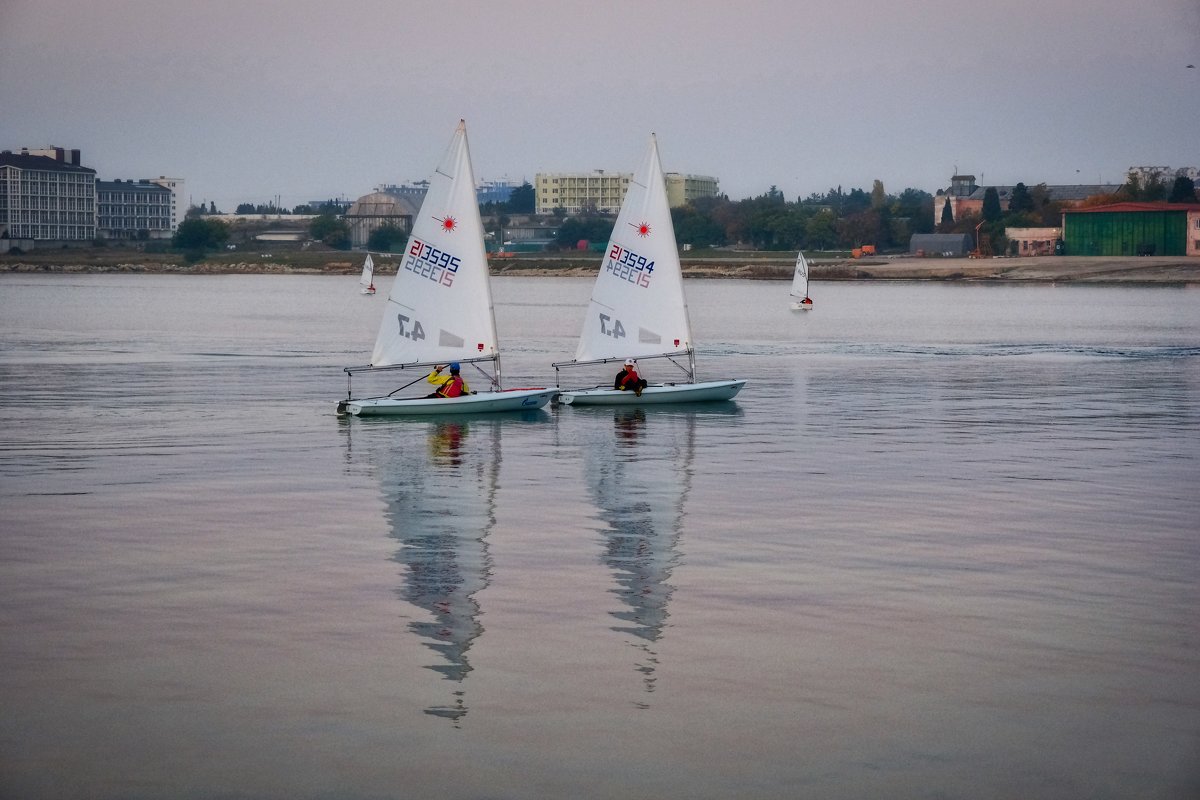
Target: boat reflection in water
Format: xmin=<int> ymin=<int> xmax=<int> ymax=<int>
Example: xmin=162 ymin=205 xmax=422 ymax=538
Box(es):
xmin=376 ymin=416 xmax=503 ymax=725
xmin=582 ymin=405 xmax=730 ymax=706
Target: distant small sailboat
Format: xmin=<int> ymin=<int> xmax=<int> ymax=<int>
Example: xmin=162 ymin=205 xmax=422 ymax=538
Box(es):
xmin=789 ymin=250 xmax=813 ymax=310
xmin=359 ymin=253 xmax=376 ymax=295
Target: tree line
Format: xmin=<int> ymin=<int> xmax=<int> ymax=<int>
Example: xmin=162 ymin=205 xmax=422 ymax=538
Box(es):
xmin=173 ymin=172 xmax=1197 ymax=258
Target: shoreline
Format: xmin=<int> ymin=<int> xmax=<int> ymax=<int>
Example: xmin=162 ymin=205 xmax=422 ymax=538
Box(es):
xmin=2 ymin=254 xmax=1198 ymax=284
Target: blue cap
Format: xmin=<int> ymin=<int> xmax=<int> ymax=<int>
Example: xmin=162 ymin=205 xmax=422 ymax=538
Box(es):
xmin=449 ymin=362 xmax=461 ymax=372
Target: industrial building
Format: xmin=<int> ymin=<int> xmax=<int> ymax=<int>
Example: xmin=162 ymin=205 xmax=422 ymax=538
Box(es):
xmin=344 ymin=191 xmax=422 ymax=250
xmin=1062 ymin=203 xmax=1200 ymax=257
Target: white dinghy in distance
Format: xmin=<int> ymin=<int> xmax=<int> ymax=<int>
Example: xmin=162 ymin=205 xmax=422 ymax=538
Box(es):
xmin=359 ymin=252 xmax=376 ymax=295
xmin=552 ymin=134 xmax=745 ymax=406
xmin=790 ymin=250 xmax=813 ymax=310
xmin=337 ymin=121 xmax=557 ymax=416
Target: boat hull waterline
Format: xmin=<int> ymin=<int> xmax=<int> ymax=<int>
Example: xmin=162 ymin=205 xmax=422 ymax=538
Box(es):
xmin=558 ymin=380 xmax=746 ymax=406
xmin=345 ymin=387 xmax=558 ymax=416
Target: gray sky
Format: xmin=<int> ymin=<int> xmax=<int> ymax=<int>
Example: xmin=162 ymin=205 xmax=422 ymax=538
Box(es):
xmin=2 ymin=0 xmax=1197 ymax=209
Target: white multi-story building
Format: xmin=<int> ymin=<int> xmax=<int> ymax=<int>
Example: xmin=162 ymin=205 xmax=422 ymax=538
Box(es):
xmin=0 ymin=147 xmax=96 ymax=244
xmin=534 ymin=171 xmax=719 ymax=215
xmin=96 ymin=179 xmax=173 ymax=240
xmin=146 ymin=176 xmax=184 ymax=231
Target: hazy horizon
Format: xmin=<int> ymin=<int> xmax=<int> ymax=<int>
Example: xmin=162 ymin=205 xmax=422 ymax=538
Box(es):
xmin=2 ymin=0 xmax=1197 ymax=209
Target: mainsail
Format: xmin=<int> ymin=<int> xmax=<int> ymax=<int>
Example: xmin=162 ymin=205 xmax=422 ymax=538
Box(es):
xmin=790 ymin=251 xmax=809 ymax=300
xmin=370 ymin=121 xmax=498 ymax=367
xmin=359 ymin=253 xmax=375 ymax=290
xmin=574 ymin=134 xmax=693 ymax=363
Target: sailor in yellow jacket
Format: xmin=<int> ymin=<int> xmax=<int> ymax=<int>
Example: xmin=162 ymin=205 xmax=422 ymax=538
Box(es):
xmin=425 ymin=362 xmax=471 ymax=398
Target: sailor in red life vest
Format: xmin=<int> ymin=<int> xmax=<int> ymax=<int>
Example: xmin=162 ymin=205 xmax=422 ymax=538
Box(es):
xmin=613 ymin=358 xmax=647 ymax=397
xmin=426 ymin=362 xmax=471 ymax=398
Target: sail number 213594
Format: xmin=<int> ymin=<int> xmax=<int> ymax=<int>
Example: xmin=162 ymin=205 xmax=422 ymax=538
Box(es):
xmin=605 ymin=244 xmax=653 ymax=288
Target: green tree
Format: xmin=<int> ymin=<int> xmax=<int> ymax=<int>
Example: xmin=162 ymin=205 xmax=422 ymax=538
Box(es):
xmin=981 ymin=187 xmax=1003 ymax=222
xmin=309 ymin=214 xmax=350 ymax=249
xmin=1168 ymin=176 xmax=1197 ymax=203
xmin=672 ymin=205 xmax=726 ymax=248
xmin=172 ymin=218 xmax=229 ymax=250
xmin=367 ymin=223 xmax=407 ymax=252
xmin=893 ymin=188 xmax=934 ymax=237
xmin=553 ymin=216 xmax=614 ymax=249
xmin=844 ymin=188 xmax=871 ymax=215
xmin=939 ymin=197 xmax=953 ymax=228
xmin=508 ymin=182 xmax=535 ymax=213
xmin=805 ymin=210 xmax=838 ymax=250
xmin=871 ymin=180 xmax=886 ymax=209
xmin=1008 ymin=182 xmax=1034 ymax=214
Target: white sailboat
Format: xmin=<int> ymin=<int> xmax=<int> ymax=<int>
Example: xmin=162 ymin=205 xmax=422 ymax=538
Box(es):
xmin=552 ymin=134 xmax=746 ymax=406
xmin=337 ymin=121 xmax=558 ymax=416
xmin=359 ymin=253 xmax=376 ymax=295
xmin=789 ymin=250 xmax=813 ymax=310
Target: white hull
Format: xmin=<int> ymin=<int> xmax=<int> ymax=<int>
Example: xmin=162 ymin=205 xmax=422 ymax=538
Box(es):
xmin=558 ymin=379 xmax=746 ymax=406
xmin=343 ymin=387 xmax=557 ymax=416
xmin=790 ymin=300 xmax=813 ymax=310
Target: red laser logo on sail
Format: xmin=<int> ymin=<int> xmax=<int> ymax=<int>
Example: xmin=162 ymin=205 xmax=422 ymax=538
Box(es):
xmin=630 ymin=221 xmax=651 ymax=237
xmin=437 ymin=216 xmax=457 ymax=232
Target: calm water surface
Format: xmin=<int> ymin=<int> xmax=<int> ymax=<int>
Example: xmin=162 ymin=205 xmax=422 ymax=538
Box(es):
xmin=1 ymin=274 xmax=1198 ymax=799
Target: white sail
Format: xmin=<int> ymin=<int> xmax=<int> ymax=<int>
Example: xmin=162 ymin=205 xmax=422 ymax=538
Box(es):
xmin=790 ymin=250 xmax=809 ymax=300
xmin=370 ymin=121 xmax=498 ymax=367
xmin=359 ymin=253 xmax=375 ymax=288
xmin=574 ymin=134 xmax=692 ymax=363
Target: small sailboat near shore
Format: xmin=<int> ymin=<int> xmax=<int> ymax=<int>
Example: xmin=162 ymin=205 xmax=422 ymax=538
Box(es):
xmin=552 ymin=134 xmax=745 ymax=406
xmin=359 ymin=253 xmax=376 ymax=295
xmin=337 ymin=121 xmax=557 ymax=416
xmin=790 ymin=250 xmax=813 ymax=310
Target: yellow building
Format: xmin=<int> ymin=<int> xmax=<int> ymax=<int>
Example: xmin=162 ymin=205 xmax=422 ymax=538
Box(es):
xmin=535 ymin=171 xmax=718 ymax=215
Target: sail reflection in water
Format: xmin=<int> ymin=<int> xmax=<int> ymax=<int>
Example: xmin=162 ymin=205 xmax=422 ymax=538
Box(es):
xmin=375 ymin=418 xmax=502 ymax=724
xmin=582 ymin=407 xmax=701 ymax=701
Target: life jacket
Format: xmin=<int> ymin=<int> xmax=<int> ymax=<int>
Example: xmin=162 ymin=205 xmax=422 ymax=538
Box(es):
xmin=617 ymin=368 xmax=640 ymax=389
xmin=437 ymin=374 xmax=466 ymax=398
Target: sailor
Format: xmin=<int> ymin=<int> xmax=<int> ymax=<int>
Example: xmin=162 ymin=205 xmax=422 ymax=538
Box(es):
xmin=427 ymin=362 xmax=470 ymax=398
xmin=614 ymin=358 xmax=647 ymax=397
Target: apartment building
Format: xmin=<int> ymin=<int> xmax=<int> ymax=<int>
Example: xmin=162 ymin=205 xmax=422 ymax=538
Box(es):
xmin=96 ymin=179 xmax=174 ymax=240
xmin=535 ymin=171 xmax=630 ymax=215
xmin=0 ymin=147 xmax=97 ymax=243
xmin=535 ymin=170 xmax=718 ymax=215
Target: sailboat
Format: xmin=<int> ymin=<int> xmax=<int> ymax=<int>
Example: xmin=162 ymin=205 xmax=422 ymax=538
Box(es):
xmin=337 ymin=121 xmax=558 ymax=416
xmin=359 ymin=252 xmax=376 ymax=295
xmin=789 ymin=250 xmax=813 ymax=310
xmin=552 ymin=134 xmax=746 ymax=406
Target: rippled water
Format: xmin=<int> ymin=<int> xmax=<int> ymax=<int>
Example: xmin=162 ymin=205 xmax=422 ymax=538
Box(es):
xmin=1 ymin=274 xmax=1198 ymax=799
